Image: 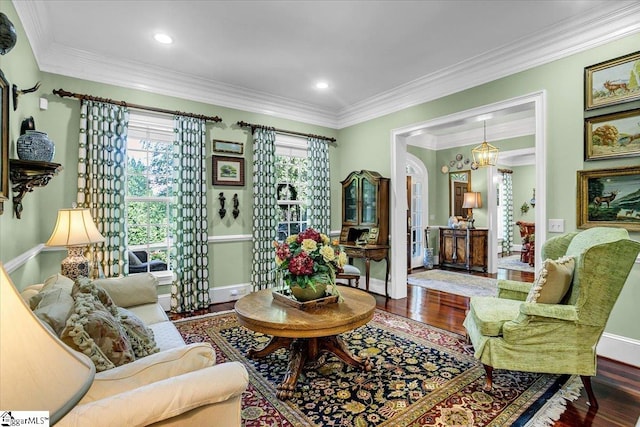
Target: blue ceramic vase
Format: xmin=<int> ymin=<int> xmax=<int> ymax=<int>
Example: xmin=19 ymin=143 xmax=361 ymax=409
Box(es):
xmin=17 ymin=130 xmax=55 ymax=162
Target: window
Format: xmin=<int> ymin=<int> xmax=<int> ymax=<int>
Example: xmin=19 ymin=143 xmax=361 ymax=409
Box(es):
xmin=125 ymin=112 xmax=174 ymax=274
xmin=275 ymin=135 xmax=309 ymax=241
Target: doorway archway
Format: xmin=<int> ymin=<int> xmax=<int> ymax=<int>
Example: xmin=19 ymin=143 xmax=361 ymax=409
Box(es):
xmin=388 ymin=91 xmax=547 ymax=299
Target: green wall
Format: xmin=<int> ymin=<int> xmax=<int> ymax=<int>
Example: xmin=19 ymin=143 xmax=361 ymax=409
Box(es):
xmin=1 ymin=1 xmax=639 ymax=340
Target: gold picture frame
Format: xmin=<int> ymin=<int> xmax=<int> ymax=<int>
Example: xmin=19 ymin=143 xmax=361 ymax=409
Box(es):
xmin=0 ymin=69 xmax=9 ymax=215
xmin=212 ymin=155 xmax=245 ymax=186
xmin=584 ymin=51 xmax=640 ymax=110
xmin=577 ymin=165 xmax=640 ymax=231
xmin=213 ymin=139 xmax=243 ymax=155
xmin=584 ymin=108 xmax=640 ymax=160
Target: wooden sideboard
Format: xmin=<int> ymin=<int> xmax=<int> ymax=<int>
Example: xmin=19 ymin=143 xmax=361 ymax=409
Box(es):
xmin=439 ymin=227 xmax=488 ymax=272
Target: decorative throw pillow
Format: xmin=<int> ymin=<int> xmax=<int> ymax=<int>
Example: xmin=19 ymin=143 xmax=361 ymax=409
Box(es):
xmin=526 ymin=256 xmax=575 ymax=304
xmin=72 ymin=276 xmax=119 ymax=317
xmin=60 ymin=291 xmax=136 ymax=372
xmin=117 ymin=307 xmax=159 ymax=358
xmin=31 ymin=287 xmax=75 ymax=335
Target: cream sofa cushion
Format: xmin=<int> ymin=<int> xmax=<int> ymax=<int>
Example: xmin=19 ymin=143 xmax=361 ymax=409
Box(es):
xmin=82 ymin=343 xmax=216 ymax=402
xmin=93 ymin=274 xmax=158 ymax=307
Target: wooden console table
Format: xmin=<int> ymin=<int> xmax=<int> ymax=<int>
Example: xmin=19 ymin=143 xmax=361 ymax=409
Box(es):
xmin=439 ymin=227 xmax=488 ymax=272
xmin=234 ymin=286 xmax=376 ymax=399
xmin=341 ymin=244 xmax=389 ymax=297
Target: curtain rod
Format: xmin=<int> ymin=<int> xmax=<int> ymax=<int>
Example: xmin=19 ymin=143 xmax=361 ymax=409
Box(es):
xmin=498 ymin=168 xmax=513 ymax=174
xmin=236 ymin=120 xmax=336 ymax=143
xmin=53 ymin=88 xmax=222 ymax=123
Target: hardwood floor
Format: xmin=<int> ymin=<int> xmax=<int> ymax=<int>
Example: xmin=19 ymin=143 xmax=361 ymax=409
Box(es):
xmin=193 ymin=265 xmax=640 ymax=427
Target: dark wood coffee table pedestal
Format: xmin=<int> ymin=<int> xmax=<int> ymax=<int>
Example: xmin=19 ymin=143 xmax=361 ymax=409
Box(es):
xmin=235 ymin=286 xmax=376 ymax=400
xmin=247 ymin=335 xmax=374 ymax=399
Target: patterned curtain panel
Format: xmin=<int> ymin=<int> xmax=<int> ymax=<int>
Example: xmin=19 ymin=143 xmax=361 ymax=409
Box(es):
xmin=307 ymin=137 xmax=331 ymax=235
xmin=170 ymin=116 xmax=210 ymax=313
xmin=77 ymin=100 xmax=129 ymax=277
xmin=501 ymin=172 xmax=514 ymax=254
xmin=252 ymin=128 xmax=277 ymax=291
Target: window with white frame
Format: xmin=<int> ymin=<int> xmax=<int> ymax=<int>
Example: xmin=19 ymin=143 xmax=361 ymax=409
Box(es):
xmin=275 ymin=135 xmax=309 ymax=241
xmin=125 ymin=112 xmax=174 ymax=274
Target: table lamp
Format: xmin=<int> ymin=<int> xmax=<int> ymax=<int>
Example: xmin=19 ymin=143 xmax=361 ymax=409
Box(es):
xmin=462 ymin=192 xmax=482 ymax=229
xmin=46 ymin=208 xmax=105 ymax=280
xmin=0 ymin=262 xmax=95 ymax=423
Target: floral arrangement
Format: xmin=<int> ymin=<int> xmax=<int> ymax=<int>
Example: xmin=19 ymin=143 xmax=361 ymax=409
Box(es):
xmin=274 ymin=228 xmax=348 ymax=297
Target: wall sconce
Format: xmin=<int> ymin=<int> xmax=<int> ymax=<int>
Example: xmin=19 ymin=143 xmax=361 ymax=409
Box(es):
xmin=232 ymin=194 xmax=239 ymax=219
xmin=530 ymin=189 xmax=536 ymax=208
xmin=218 ymin=192 xmax=226 ymax=218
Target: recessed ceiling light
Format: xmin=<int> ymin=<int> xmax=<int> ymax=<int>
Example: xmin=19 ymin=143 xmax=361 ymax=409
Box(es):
xmin=315 ymin=81 xmax=329 ymax=89
xmin=154 ymin=33 xmax=173 ymax=44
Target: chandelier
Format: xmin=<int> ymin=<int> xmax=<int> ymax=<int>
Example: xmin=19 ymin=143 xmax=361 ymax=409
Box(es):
xmin=471 ymin=121 xmax=499 ymax=167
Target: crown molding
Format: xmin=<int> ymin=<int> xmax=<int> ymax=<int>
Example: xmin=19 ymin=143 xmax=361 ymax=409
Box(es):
xmin=14 ymin=2 xmax=640 ymax=130
xmin=336 ymin=3 xmax=640 ymax=129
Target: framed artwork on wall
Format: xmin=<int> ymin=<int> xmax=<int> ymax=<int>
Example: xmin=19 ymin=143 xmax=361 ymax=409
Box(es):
xmin=576 ymin=165 xmax=640 ymax=231
xmin=584 ymin=108 xmax=640 ymax=160
xmin=212 ymin=139 xmax=243 ymax=155
xmin=584 ymin=51 xmax=640 ymax=110
xmin=212 ymin=155 xmax=245 ymax=186
xmin=0 ymin=69 xmax=9 ymax=215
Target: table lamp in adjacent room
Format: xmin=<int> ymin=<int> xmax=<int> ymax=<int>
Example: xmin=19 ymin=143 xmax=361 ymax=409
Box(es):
xmin=462 ymin=192 xmax=482 ymax=229
xmin=46 ymin=208 xmax=105 ymax=280
xmin=0 ymin=262 xmax=95 ymax=423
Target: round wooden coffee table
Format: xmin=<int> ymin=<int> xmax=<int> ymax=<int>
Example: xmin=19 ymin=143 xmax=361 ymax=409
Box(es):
xmin=234 ymin=286 xmax=376 ymax=399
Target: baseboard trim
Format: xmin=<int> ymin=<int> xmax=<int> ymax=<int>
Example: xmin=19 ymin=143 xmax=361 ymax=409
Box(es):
xmin=597 ymin=332 xmax=640 ymax=368
xmin=158 ymin=282 xmax=252 ymax=311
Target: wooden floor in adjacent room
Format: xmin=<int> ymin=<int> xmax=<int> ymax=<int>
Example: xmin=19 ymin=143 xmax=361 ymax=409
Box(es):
xmin=198 ymin=265 xmax=640 ymax=427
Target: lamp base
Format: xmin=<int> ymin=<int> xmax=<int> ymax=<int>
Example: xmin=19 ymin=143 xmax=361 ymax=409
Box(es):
xmin=61 ymin=246 xmax=89 ymax=280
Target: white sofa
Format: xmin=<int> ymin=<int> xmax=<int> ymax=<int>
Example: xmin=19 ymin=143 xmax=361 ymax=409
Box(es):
xmin=21 ymin=273 xmax=249 ymax=427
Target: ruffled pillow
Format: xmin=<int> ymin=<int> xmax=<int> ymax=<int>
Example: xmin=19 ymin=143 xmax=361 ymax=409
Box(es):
xmin=60 ymin=291 xmax=136 ymax=372
xmin=526 ymin=256 xmax=575 ymax=304
xmin=117 ymin=307 xmax=159 ymax=358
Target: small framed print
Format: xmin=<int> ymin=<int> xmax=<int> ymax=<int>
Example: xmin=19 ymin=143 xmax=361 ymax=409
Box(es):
xmin=212 ymin=155 xmax=245 ymax=186
xmin=213 ymin=139 xmax=244 ymax=155
xmin=585 ymin=51 xmax=640 ymax=110
xmin=585 ymin=108 xmax=640 ymax=160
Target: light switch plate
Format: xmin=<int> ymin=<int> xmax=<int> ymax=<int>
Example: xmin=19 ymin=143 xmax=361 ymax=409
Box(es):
xmin=548 ymin=219 xmax=565 ymax=233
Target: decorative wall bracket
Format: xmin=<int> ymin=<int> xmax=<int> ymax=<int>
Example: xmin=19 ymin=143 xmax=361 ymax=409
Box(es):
xmin=9 ymin=159 xmax=63 ymax=219
xmin=218 ymin=192 xmax=226 ymax=219
xmin=232 ymin=193 xmax=239 ymax=219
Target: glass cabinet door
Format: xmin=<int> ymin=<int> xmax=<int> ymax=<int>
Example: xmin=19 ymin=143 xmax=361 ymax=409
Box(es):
xmin=343 ymin=179 xmax=358 ymax=223
xmin=361 ymin=177 xmax=378 ymax=224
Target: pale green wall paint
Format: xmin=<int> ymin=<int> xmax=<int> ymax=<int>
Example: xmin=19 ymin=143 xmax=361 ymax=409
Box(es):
xmin=511 ymin=164 xmax=536 ymax=224
xmin=2 ymin=1 xmax=639 ymax=341
xmin=338 ymin=33 xmax=640 ymax=339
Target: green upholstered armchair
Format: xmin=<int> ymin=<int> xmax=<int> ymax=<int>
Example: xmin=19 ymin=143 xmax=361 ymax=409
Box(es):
xmin=463 ymin=227 xmax=640 ymax=408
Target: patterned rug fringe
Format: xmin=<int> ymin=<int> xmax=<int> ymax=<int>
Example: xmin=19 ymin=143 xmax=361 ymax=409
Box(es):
xmin=524 ymin=376 xmax=583 ymax=427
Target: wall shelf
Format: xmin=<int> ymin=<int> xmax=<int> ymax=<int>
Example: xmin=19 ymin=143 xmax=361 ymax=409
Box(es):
xmin=9 ymin=159 xmax=63 ymax=219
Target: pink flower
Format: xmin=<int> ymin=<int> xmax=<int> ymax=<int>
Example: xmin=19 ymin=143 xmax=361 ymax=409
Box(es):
xmin=297 ymin=228 xmax=321 ymax=244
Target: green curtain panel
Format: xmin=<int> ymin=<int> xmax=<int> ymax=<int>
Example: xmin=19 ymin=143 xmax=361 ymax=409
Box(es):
xmin=251 ymin=128 xmax=277 ymax=291
xmin=501 ymin=171 xmax=514 ymax=254
xmin=77 ymin=100 xmax=129 ymax=277
xmin=307 ymin=137 xmax=331 ymax=235
xmin=170 ymin=116 xmax=210 ymax=313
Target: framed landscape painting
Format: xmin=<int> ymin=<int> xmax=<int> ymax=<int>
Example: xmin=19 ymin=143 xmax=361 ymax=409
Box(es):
xmin=584 ymin=51 xmax=640 ymax=110
xmin=584 ymin=108 xmax=640 ymax=160
xmin=577 ymin=166 xmax=640 ymax=231
xmin=213 ymin=139 xmax=243 ymax=155
xmin=212 ymin=155 xmax=245 ymax=186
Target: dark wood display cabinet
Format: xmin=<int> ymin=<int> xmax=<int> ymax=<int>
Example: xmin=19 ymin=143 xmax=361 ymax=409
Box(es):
xmin=439 ymin=227 xmax=488 ymax=272
xmin=339 ymin=170 xmax=390 ymax=296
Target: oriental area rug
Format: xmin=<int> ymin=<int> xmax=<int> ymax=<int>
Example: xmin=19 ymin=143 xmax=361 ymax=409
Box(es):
xmin=174 ymin=310 xmax=581 ymax=427
xmin=407 ymin=270 xmax=498 ymax=298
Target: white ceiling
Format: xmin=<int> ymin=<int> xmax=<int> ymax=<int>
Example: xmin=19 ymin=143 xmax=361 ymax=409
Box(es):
xmin=12 ymin=1 xmax=640 ymax=129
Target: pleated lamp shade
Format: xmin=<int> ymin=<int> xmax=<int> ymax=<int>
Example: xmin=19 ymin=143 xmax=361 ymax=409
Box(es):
xmin=0 ymin=263 xmax=95 ymax=423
